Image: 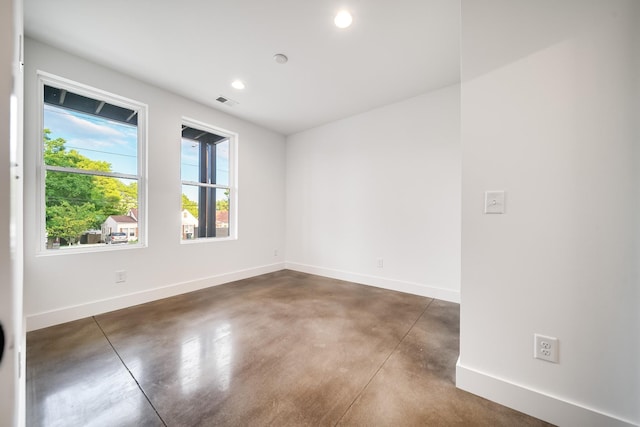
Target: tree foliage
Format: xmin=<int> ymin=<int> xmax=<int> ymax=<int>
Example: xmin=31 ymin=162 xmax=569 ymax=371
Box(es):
xmin=46 ymin=201 xmax=98 ymax=245
xmin=216 ymin=189 xmax=230 ymax=212
xmin=181 ymin=190 xmax=229 ymax=219
xmin=44 ymin=130 xmax=137 ymax=245
xmin=182 ymin=194 xmax=198 ymax=218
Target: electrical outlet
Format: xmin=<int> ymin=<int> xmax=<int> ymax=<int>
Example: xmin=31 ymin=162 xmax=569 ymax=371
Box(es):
xmin=376 ymin=258 xmax=384 ymax=268
xmin=534 ymin=334 xmax=558 ymax=363
xmin=115 ymin=270 xmax=127 ymax=284
xmin=274 ymin=249 xmax=278 ymax=257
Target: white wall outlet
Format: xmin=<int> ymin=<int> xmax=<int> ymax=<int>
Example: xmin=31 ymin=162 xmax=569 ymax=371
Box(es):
xmin=534 ymin=333 xmax=558 ymax=363
xmin=115 ymin=270 xmax=127 ymax=284
xmin=376 ymin=258 xmax=384 ymax=268
xmin=274 ymin=249 xmax=278 ymax=257
xmin=484 ymin=190 xmax=505 ymax=214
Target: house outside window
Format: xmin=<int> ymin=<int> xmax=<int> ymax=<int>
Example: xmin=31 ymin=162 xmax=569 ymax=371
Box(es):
xmin=180 ymin=119 xmax=237 ymax=241
xmin=101 ymin=209 xmax=139 ymax=242
xmin=38 ymin=73 xmax=146 ymax=252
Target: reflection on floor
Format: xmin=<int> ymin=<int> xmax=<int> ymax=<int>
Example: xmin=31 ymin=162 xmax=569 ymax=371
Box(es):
xmin=27 ymin=270 xmax=553 ymax=426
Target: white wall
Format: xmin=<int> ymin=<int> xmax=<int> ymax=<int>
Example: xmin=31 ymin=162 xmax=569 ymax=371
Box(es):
xmin=457 ymin=1 xmax=639 ymax=426
xmin=636 ymin=0 xmax=640 ymax=323
xmin=23 ymin=39 xmax=287 ymax=330
xmin=0 ymin=0 xmax=19 ymax=423
xmin=285 ymin=86 xmax=461 ymax=302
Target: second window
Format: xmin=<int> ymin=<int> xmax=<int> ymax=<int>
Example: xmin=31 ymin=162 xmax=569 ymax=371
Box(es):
xmin=180 ymin=120 xmax=235 ymax=241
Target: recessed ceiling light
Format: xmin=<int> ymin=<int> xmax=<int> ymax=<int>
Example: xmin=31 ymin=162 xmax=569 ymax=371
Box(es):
xmin=334 ymin=10 xmax=353 ymax=28
xmin=231 ymin=80 xmax=245 ymax=90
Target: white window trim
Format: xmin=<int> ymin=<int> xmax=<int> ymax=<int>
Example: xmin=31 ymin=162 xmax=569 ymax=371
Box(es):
xmin=36 ymin=71 xmax=148 ymax=255
xmin=180 ymin=117 xmax=238 ymax=244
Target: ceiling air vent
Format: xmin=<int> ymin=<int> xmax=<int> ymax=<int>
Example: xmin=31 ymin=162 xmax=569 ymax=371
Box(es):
xmin=215 ymin=95 xmax=238 ymax=107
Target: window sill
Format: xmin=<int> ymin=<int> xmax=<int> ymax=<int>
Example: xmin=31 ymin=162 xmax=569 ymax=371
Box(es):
xmin=36 ymin=242 xmax=147 ymax=257
xmin=180 ymin=235 xmax=237 ymax=245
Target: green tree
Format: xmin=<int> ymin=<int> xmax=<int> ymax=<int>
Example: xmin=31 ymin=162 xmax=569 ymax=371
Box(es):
xmin=44 ymin=132 xmax=97 ymax=211
xmin=43 ymin=129 xmax=132 ymax=245
xmin=182 ymin=193 xmax=198 ymax=218
xmin=46 ymin=201 xmax=98 ymax=245
xmin=216 ymin=189 xmax=230 ymax=212
xmin=182 ymin=191 xmax=229 ymax=219
xmin=118 ymin=181 xmax=138 ymax=213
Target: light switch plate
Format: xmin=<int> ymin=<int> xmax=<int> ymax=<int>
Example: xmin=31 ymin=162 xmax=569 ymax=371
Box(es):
xmin=484 ymin=191 xmax=505 ymax=214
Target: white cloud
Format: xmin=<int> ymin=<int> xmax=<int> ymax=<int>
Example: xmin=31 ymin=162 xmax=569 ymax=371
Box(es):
xmin=44 ymin=105 xmax=137 ymax=144
xmin=64 ymin=113 xmax=122 ymax=138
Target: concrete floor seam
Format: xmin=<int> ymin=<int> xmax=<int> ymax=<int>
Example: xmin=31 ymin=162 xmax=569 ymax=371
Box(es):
xmin=27 ymin=272 xmax=550 ymax=426
xmin=92 ymin=316 xmax=168 ymax=427
xmin=333 ymin=298 xmax=435 ymax=426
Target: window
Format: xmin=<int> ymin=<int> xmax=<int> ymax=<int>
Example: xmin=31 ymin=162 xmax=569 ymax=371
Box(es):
xmin=180 ymin=120 xmax=236 ymax=241
xmin=38 ymin=73 xmax=146 ymax=252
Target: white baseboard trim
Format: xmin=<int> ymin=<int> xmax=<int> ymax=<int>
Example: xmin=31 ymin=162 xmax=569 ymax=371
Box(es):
xmin=456 ymin=360 xmax=638 ymax=427
xmin=26 ymin=262 xmax=286 ymax=331
xmin=285 ymin=262 xmax=460 ymax=303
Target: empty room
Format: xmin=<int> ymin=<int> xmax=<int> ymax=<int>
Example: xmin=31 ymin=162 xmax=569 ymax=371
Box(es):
xmin=1 ymin=0 xmax=638 ymax=426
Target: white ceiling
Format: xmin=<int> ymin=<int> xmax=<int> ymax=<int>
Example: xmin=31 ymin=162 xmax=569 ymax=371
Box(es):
xmin=24 ymin=0 xmax=460 ymax=136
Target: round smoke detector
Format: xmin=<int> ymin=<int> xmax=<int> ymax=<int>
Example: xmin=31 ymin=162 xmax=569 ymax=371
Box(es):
xmin=274 ymin=53 xmax=288 ymax=64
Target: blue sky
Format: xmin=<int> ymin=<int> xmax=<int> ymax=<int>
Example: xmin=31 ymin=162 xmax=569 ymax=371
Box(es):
xmin=44 ymin=104 xmax=138 ymax=175
xmin=44 ymin=104 xmax=230 ymax=205
xmin=181 ymin=138 xmax=230 ymax=204
xmin=180 ymin=139 xmax=229 ymax=184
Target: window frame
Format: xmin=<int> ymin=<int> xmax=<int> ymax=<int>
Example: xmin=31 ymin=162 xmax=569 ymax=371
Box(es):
xmin=180 ymin=117 xmax=238 ymax=243
xmin=36 ymin=71 xmax=148 ymax=255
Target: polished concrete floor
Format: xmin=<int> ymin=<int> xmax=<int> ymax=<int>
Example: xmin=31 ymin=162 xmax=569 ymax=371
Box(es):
xmin=27 ymin=270 xmax=552 ymax=426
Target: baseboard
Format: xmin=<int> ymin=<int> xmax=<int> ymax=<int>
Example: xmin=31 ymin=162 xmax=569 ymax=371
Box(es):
xmin=26 ymin=262 xmax=286 ymax=331
xmin=456 ymin=360 xmax=638 ymax=427
xmin=285 ymin=262 xmax=460 ymax=303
